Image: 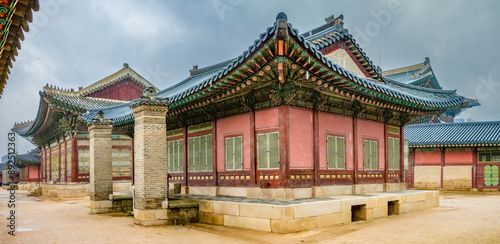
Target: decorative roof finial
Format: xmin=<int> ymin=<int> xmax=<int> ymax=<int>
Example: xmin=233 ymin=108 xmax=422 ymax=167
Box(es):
xmin=96 ymin=111 xmax=104 ymax=120
xmin=143 ymin=86 xmax=156 ymax=98
xmin=124 ymin=63 xmax=129 ymax=68
xmin=276 ymin=12 xmax=287 ymax=21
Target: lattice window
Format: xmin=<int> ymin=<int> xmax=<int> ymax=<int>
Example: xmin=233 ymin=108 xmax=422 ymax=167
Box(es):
xmin=363 ymin=140 xmax=378 ymax=170
xmin=78 ymin=149 xmax=89 ymax=174
xmin=188 ymin=134 xmax=213 ymax=172
xmin=225 ymin=136 xmax=243 ymax=171
xmin=388 ymin=137 xmax=400 ymax=170
xmin=257 ymin=132 xmax=280 ymax=170
xmin=112 ymin=149 xmax=131 ymax=177
xmin=167 ymin=139 xmax=184 ymax=173
xmin=327 ymin=135 xmax=345 ymax=169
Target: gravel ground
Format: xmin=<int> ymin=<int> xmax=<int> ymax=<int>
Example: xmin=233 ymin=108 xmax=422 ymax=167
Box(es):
xmin=1 ymin=188 xmax=499 ymax=243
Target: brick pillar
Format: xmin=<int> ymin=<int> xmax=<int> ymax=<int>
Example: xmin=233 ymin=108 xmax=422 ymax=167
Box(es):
xmin=88 ymin=115 xmax=114 ymax=214
xmin=131 ymin=91 xmax=169 ymax=226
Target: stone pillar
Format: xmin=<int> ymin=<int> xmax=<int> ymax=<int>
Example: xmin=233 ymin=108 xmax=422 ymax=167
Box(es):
xmin=131 ymin=91 xmax=169 ymax=226
xmin=88 ymin=113 xmax=114 ymax=214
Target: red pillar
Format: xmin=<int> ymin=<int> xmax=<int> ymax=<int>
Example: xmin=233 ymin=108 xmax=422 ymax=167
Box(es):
xmin=131 ymin=136 xmax=134 ymax=185
xmin=472 ymin=147 xmax=478 ymax=189
xmin=182 ymin=125 xmax=188 ymax=186
xmin=384 ymin=124 xmax=389 ymax=183
xmin=313 ymin=110 xmax=320 ymax=186
xmin=278 ymin=105 xmax=290 ymax=188
xmin=58 ymin=140 xmax=62 ymax=182
xmin=353 ymin=117 xmax=359 ymax=184
xmin=71 ymin=137 xmax=78 ymax=182
xmin=212 ymin=120 xmax=218 ymax=186
xmin=399 ymin=125 xmax=404 ymax=183
xmin=440 ymin=148 xmax=445 ymax=189
xmin=49 ymin=146 xmax=52 ymax=181
xmin=249 ymin=111 xmax=257 ymax=187
xmin=63 ymin=140 xmax=67 ymax=182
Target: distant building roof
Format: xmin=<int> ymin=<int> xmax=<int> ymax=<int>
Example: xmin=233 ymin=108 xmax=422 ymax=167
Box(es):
xmin=405 ymin=121 xmax=500 ymax=147
xmin=16 ymin=148 xmax=40 ymax=167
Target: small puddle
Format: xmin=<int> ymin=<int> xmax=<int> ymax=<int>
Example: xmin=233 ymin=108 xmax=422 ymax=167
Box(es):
xmin=17 ymin=228 xmax=36 ymax=232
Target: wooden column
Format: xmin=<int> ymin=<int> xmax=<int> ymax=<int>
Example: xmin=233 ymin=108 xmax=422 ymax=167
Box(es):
xmin=399 ymin=125 xmax=404 ymax=183
xmin=212 ymin=120 xmax=218 ymax=186
xmin=49 ymin=145 xmax=52 ymax=181
xmin=40 ymin=149 xmax=44 ymax=182
xmin=410 ymin=148 xmax=416 ymax=188
xmin=71 ymin=137 xmax=78 ymax=182
xmin=182 ymin=125 xmax=188 ymax=186
xmin=384 ymin=124 xmax=389 ymax=183
xmin=472 ymin=147 xmax=478 ymax=189
xmin=440 ymin=148 xmax=445 ymax=189
xmin=353 ymin=117 xmax=359 ymax=184
xmin=58 ymin=140 xmax=62 ymax=182
xmin=313 ymin=110 xmax=320 ymax=186
xmin=63 ymin=140 xmax=68 ymax=182
xmin=249 ymin=111 xmax=257 ymax=187
xmin=131 ymin=137 xmax=135 ymax=185
xmin=278 ymin=105 xmax=290 ymax=188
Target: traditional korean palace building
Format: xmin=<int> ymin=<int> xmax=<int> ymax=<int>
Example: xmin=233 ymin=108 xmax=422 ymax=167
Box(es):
xmin=13 ymin=13 xmax=471 ymax=190
xmin=383 ymin=57 xmax=479 ymax=124
xmin=405 ymin=121 xmax=500 ymax=191
xmin=12 ymin=65 xmax=159 ymax=183
xmin=11 ymin=13 xmax=474 ymax=227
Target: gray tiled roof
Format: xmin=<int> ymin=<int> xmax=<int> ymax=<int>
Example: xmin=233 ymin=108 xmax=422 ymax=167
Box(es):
xmin=80 ymin=17 xmax=467 ymax=125
xmin=16 ymin=148 xmax=41 ymax=167
xmin=405 ymin=121 xmax=500 ymax=147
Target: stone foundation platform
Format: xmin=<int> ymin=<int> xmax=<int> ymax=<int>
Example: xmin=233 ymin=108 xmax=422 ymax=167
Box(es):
xmin=133 ymin=199 xmax=199 ymax=226
xmin=182 ymin=183 xmax=407 ymax=201
xmin=181 ymin=190 xmax=438 ymax=233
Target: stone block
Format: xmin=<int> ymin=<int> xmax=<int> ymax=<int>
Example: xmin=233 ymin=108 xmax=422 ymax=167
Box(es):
xmin=155 ymin=209 xmax=168 ymax=220
xmin=275 ymin=188 xmax=295 ymax=201
xmin=239 ymin=203 xmax=283 ymax=220
xmin=198 ymin=212 xmax=214 ymax=224
xmin=406 ymin=192 xmax=426 ymax=203
xmin=213 ymin=214 xmax=224 ymax=225
xmin=317 ymin=211 xmax=350 ymax=227
xmin=293 ymin=200 xmax=341 ymax=219
xmin=400 ymin=202 xmax=419 ymax=214
xmin=181 ymin=186 xmax=189 ymax=194
xmin=283 ymin=206 xmax=294 ymax=220
xmin=213 ymin=201 xmax=239 ymax=216
xmin=271 ymin=217 xmax=317 ymax=233
xmin=365 ymin=197 xmax=379 ymax=208
xmin=218 ymin=187 xmax=247 ymax=197
xmin=224 ymin=215 xmax=271 ymax=232
xmin=189 ymin=186 xmax=218 ymax=196
xmin=372 ymin=206 xmax=388 ymax=219
xmin=321 ymin=185 xmax=353 ymax=196
xmin=197 ymin=200 xmax=213 ymax=212
xmin=293 ymin=188 xmax=313 ymax=199
xmin=246 ymin=187 xmax=263 ymax=198
xmin=341 ymin=199 xmax=352 ymax=213
xmin=353 ymin=184 xmax=384 ymax=194
xmin=261 ymin=188 xmax=276 ymax=200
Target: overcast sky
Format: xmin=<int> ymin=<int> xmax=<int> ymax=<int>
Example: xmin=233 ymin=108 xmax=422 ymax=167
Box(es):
xmin=1 ymin=0 xmax=499 ymax=155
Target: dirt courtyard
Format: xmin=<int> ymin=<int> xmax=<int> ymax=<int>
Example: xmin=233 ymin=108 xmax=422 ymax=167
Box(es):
xmin=1 ymin=189 xmax=499 ymax=244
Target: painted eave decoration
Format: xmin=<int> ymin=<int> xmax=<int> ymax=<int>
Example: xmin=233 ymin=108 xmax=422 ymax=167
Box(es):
xmin=0 ymin=0 xmax=39 ymax=98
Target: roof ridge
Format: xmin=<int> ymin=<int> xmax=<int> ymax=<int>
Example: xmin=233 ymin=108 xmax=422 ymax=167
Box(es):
xmin=406 ymin=121 xmax=500 ymax=128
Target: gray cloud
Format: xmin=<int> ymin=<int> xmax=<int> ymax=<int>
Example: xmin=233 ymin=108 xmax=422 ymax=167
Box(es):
xmin=1 ymin=0 xmax=499 ymax=155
